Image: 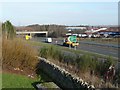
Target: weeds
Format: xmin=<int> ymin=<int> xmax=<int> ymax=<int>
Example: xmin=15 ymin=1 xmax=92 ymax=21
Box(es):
xmin=2 ymin=38 xmax=38 ymax=70
xmin=39 ymin=45 xmax=63 ymax=62
xmin=39 ymin=45 xmax=116 ymax=77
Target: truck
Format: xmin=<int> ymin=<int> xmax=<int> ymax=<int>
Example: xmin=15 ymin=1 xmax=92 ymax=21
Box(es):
xmin=63 ymin=35 xmax=79 ymax=47
xmin=25 ymin=34 xmax=32 ymax=40
xmin=45 ymin=38 xmax=52 ymax=43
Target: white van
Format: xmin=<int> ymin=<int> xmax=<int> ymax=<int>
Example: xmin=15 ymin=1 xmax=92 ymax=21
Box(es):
xmin=45 ymin=38 xmax=52 ymax=43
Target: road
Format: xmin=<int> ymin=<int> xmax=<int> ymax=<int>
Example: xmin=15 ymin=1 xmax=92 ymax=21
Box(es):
xmin=52 ymin=38 xmax=119 ymax=59
xmin=32 ymin=37 xmax=119 ymax=59
xmin=32 ymin=37 xmax=120 ymax=69
xmin=78 ymin=43 xmax=119 ymax=58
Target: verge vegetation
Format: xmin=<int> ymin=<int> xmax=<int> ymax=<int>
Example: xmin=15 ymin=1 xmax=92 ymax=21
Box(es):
xmin=2 ymin=72 xmax=37 ymax=88
xmin=2 ymin=38 xmax=38 ymax=70
xmin=39 ymin=45 xmax=118 ymax=88
xmin=39 ymin=45 xmax=116 ymax=75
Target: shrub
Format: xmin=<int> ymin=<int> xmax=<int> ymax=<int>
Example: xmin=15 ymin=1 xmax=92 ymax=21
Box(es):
xmin=77 ymin=54 xmax=92 ymax=72
xmin=75 ymin=54 xmax=102 ymax=74
xmin=100 ymin=56 xmax=116 ymax=75
xmin=63 ymin=54 xmax=76 ymax=66
xmin=39 ymin=45 xmax=116 ymax=78
xmin=92 ymin=56 xmax=117 ymax=77
xmin=39 ymin=45 xmax=63 ymax=62
xmin=39 ymin=46 xmax=48 ymax=59
xmin=2 ymin=38 xmax=38 ymax=70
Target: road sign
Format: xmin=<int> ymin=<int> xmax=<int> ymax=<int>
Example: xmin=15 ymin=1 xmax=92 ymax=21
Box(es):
xmin=68 ymin=36 xmax=77 ymax=42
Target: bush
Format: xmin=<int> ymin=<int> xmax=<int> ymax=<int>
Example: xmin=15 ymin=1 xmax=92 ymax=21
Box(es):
xmin=63 ymin=54 xmax=76 ymax=66
xmin=39 ymin=45 xmax=116 ymax=77
xmin=39 ymin=46 xmax=48 ymax=59
xmin=76 ymin=54 xmax=92 ymax=72
xmin=39 ymin=45 xmax=63 ymax=62
xmin=100 ymin=56 xmax=116 ymax=75
xmin=2 ymin=38 xmax=38 ymax=70
xmin=70 ymin=54 xmax=116 ymax=75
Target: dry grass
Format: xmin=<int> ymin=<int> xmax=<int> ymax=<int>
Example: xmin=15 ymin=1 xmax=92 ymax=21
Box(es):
xmin=2 ymin=38 xmax=38 ymax=70
xmin=47 ymin=57 xmax=116 ymax=88
xmin=39 ymin=46 xmax=117 ymax=88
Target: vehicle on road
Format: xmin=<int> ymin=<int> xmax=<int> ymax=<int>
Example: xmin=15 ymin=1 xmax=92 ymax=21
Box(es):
xmin=63 ymin=35 xmax=79 ymax=47
xmin=45 ymin=38 xmax=52 ymax=43
xmin=25 ymin=35 xmax=32 ymax=40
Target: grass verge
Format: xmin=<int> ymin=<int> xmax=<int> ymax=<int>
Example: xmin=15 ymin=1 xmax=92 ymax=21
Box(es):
xmin=2 ymin=72 xmax=37 ymax=88
xmin=2 ymin=72 xmax=58 ymax=89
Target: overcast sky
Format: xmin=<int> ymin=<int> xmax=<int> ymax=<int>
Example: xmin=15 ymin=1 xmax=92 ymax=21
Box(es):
xmin=0 ymin=1 xmax=118 ymax=26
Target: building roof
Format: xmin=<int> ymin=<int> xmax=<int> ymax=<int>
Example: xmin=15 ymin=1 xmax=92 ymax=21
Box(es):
xmin=66 ymin=27 xmax=86 ymax=30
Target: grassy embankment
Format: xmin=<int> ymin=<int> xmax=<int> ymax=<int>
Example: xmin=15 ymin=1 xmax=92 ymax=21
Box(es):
xmin=2 ymin=38 xmax=58 ymax=88
xmin=2 ymin=72 xmax=37 ymax=88
xmin=26 ymin=40 xmax=118 ymax=88
xmin=2 ymin=72 xmax=58 ymax=88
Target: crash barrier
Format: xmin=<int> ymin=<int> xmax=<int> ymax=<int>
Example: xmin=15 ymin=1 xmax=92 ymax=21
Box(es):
xmin=38 ymin=57 xmax=95 ymax=90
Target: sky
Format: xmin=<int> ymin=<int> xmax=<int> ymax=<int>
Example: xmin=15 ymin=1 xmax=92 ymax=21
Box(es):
xmin=0 ymin=1 xmax=118 ymax=26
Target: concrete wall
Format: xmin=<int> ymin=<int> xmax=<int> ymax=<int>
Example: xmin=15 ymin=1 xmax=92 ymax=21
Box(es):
xmin=38 ymin=57 xmax=95 ymax=90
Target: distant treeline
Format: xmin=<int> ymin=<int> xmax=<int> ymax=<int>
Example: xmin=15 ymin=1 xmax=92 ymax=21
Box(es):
xmin=28 ymin=24 xmax=67 ymax=37
xmin=17 ymin=24 xmax=88 ymax=37
xmin=16 ymin=24 xmax=119 ymax=38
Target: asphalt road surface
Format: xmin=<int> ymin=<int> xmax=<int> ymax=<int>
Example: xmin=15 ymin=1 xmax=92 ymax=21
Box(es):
xmin=78 ymin=43 xmax=119 ymax=58
xmin=33 ymin=37 xmax=119 ymax=59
